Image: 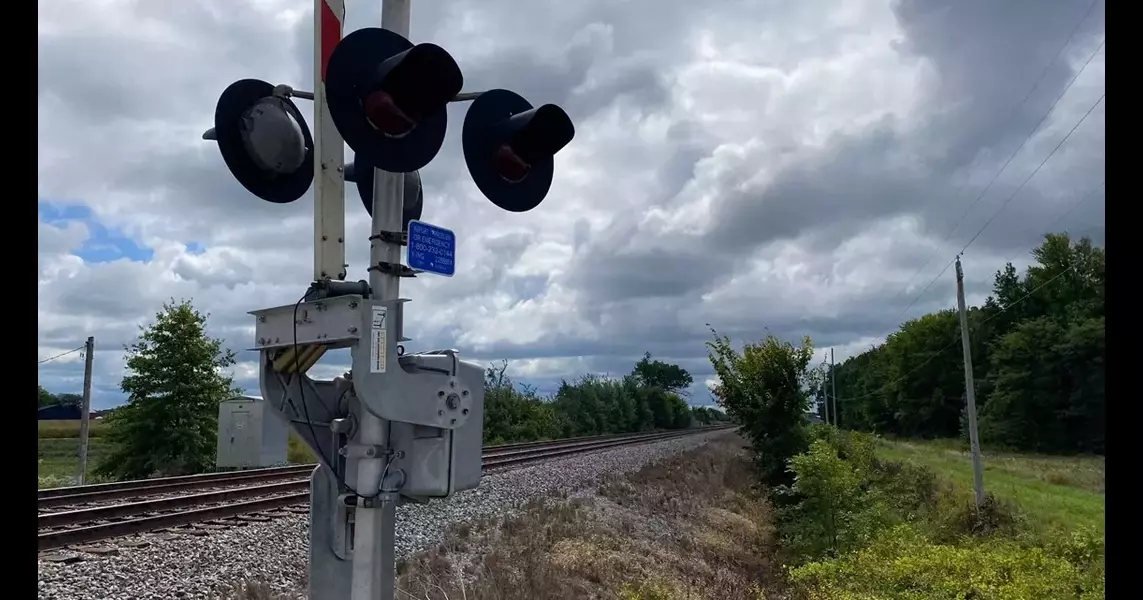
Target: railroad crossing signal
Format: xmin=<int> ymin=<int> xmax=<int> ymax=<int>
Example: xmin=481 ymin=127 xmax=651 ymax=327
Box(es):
xmin=463 ymin=89 xmax=575 ymax=213
xmin=203 ymin=29 xmax=576 ymax=219
xmin=200 ymin=7 xmax=578 ymax=600
xmin=204 ymin=79 xmax=314 ymax=204
xmin=325 ymin=27 xmax=462 ymax=174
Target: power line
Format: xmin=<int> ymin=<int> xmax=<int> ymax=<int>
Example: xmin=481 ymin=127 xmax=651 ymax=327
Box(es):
xmin=998 ymin=179 xmax=1104 ymax=269
xmin=879 ymin=1 xmax=1103 ymax=321
xmin=1047 ymin=179 xmax=1105 ymax=233
xmin=947 ymin=40 xmax=1104 ymax=257
xmin=1040 ymin=179 xmax=1105 ymax=237
xmin=840 ymin=255 xmax=1094 ymax=403
xmin=829 ymin=3 xmax=1105 ymax=403
xmin=959 ymin=91 xmax=1105 ymax=255
xmin=875 ymin=53 xmax=1104 ymax=344
xmin=888 ymin=256 xmax=957 ymax=332
xmin=38 ymin=346 xmax=84 ymax=365
xmin=841 ymin=176 xmax=1104 ymax=401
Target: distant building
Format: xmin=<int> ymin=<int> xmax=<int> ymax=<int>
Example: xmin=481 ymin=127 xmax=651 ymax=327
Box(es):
xmin=37 ymin=404 xmax=83 ymax=421
xmin=805 ymin=412 xmax=824 ymax=425
xmin=36 ymin=404 xmax=108 ymax=421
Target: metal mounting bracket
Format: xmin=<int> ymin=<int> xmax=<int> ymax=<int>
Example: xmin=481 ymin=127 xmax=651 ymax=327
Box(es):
xmin=250 ymin=295 xmax=472 ymax=429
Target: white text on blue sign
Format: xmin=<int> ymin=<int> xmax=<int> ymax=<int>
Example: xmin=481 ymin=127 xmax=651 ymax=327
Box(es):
xmin=408 ymin=221 xmax=456 ymax=276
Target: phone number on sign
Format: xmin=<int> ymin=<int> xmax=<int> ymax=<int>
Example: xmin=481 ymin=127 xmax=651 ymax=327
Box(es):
xmin=410 ymin=245 xmax=454 ymax=268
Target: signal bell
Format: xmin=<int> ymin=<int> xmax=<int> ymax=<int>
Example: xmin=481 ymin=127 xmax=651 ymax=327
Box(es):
xmin=343 ymin=162 xmax=424 ymax=229
xmin=462 ymin=89 xmax=575 ymax=213
xmin=209 ymin=79 xmax=314 ymax=204
xmin=325 ymin=27 xmax=463 ymax=173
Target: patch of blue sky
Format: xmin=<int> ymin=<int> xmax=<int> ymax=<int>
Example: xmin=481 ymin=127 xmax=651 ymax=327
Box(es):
xmin=39 ymin=199 xmax=155 ymax=263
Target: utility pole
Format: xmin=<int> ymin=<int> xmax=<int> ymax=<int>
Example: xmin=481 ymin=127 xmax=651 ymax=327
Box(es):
xmin=822 ymin=360 xmax=830 ymax=425
xmin=830 ymin=347 xmax=838 ymax=428
xmin=77 ymin=336 xmax=95 ymax=485
xmin=954 ymin=256 xmax=985 ymax=508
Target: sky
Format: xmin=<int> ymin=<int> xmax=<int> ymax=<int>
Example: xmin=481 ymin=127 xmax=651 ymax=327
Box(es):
xmin=38 ymin=0 xmax=1105 ymax=411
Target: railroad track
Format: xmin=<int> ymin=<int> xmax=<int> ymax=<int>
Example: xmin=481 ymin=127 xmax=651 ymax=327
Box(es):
xmin=38 ymin=425 xmax=732 ymax=552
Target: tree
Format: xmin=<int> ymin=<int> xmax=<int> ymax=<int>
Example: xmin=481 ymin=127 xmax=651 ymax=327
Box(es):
xmin=632 ymin=352 xmax=694 ymax=395
xmin=38 ymin=385 xmax=56 ymax=408
xmin=55 ymin=393 xmax=84 ymax=408
xmin=37 ymin=386 xmax=83 ymax=408
xmin=829 ymin=231 xmax=1105 ymax=455
xmin=979 ymin=316 xmax=1104 ymax=453
xmin=97 ymin=299 xmax=238 ymax=480
xmin=483 ymin=360 xmax=562 ymax=444
xmin=691 ymin=405 xmax=726 ymax=425
xmin=707 ymin=328 xmax=820 ymax=489
xmin=478 ymin=356 xmax=697 ymax=445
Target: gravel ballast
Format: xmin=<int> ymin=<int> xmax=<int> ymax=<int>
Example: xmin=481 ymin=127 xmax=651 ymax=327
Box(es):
xmin=37 ymin=431 xmax=724 ymax=600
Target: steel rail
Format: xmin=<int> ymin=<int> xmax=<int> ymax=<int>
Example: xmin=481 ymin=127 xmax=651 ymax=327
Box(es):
xmin=38 ymin=426 xmax=733 ymax=551
xmin=482 ymin=429 xmax=702 ymax=467
xmin=39 ymin=480 xmax=310 ymax=529
xmin=38 ymin=467 xmax=316 ymax=509
xmin=38 ymin=494 xmax=309 ymax=551
xmin=40 ymin=433 xmax=685 ymax=529
xmin=37 ymin=464 xmax=315 ymax=500
xmin=39 ymin=428 xmax=725 ymax=504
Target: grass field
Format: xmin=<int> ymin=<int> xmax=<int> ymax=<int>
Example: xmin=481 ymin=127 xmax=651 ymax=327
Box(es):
xmin=37 ymin=420 xmax=318 ymax=488
xmin=38 ymin=420 xmax=113 ymax=487
xmin=38 ymin=437 xmax=113 ymax=488
xmin=38 ymin=419 xmax=108 ymax=439
xmin=875 ymin=437 xmax=1105 ymax=534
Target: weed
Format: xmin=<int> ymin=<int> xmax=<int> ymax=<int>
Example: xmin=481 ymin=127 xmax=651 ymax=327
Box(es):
xmin=396 ymin=432 xmax=779 ymax=600
xmin=926 ymin=491 xmax=1025 ymax=543
xmin=869 ymin=458 xmax=939 ymax=520
xmin=788 ymin=524 xmax=1104 ymax=600
xmin=617 ymin=580 xmax=681 ymax=600
xmin=213 ymin=580 xmax=298 ymax=600
xmin=286 ymin=431 xmax=318 ymax=464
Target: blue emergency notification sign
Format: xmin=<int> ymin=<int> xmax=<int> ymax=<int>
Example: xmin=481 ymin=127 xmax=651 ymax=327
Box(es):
xmin=406 ymin=220 xmax=456 ymax=277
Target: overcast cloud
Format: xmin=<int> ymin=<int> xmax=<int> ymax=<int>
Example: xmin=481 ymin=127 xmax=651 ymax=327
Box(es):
xmin=38 ymin=0 xmax=1105 ymax=409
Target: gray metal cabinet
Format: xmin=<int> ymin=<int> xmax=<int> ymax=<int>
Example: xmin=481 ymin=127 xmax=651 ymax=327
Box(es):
xmin=216 ymin=395 xmax=289 ymax=468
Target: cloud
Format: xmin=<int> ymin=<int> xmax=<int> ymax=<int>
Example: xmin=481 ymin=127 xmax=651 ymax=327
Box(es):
xmin=38 ymin=0 xmax=1104 ymax=409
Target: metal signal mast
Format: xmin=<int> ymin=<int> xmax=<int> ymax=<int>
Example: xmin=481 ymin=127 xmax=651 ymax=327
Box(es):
xmin=199 ymin=1 xmax=576 ymax=598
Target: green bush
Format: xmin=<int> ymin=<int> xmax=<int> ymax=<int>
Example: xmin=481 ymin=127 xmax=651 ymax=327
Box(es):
xmin=811 ymin=427 xmax=878 ymax=476
xmin=925 ymin=490 xmax=1026 ymax=543
xmin=707 ymin=330 xmax=818 ymax=489
xmin=868 ymin=458 xmax=939 ymax=522
xmin=776 ymin=438 xmax=891 ymax=561
xmin=1043 ymin=525 xmax=1105 ymax=572
xmin=781 ymin=425 xmax=1105 ymax=599
xmin=789 ymin=524 xmax=1105 ymax=600
xmin=480 ymin=356 xmax=697 ymax=446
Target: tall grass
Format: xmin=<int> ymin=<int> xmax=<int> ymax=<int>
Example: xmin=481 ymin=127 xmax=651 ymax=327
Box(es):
xmin=781 ymin=427 xmax=1105 ymax=599
xmin=875 ymin=438 xmax=1105 ymax=535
